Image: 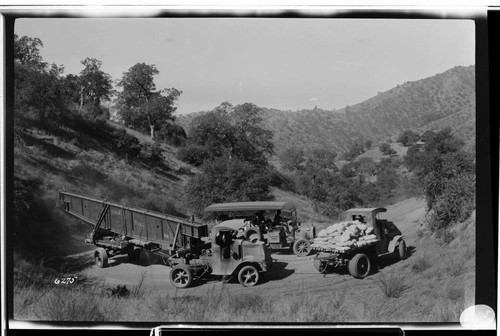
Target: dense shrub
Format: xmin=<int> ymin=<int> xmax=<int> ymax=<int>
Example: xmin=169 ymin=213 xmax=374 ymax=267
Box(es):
xmin=306 ymin=148 xmax=338 ymax=170
xmin=157 ymin=122 xmax=187 ymax=146
xmin=342 ymin=141 xmax=365 ymax=161
xmin=365 ymin=139 xmax=373 ymax=150
xmin=340 ymin=162 xmax=357 ymax=178
xmin=177 ymin=145 xmax=210 ymax=166
xmin=356 ymin=157 xmax=377 ymax=176
xmin=397 ymin=130 xmax=420 ymax=147
xmin=376 ymin=167 xmax=399 ymax=196
xmin=379 ymin=142 xmax=397 ymax=155
xmin=404 ymin=128 xmax=475 ymax=231
xmin=434 ymin=228 xmax=456 ymax=244
xmin=80 ymin=104 xmax=110 ymax=121
xmin=427 ymin=172 xmax=475 ymax=231
xmin=186 ymin=157 xmax=273 ymax=215
xmin=13 ymin=177 xmax=68 ymax=256
xmin=112 ymin=129 xmax=141 ymax=162
xmin=139 ymin=142 xmax=164 ymax=167
xmin=279 ymin=147 xmax=305 ymax=171
xmin=261 ymin=167 xmax=295 ymax=190
xmin=421 ymin=130 xmax=436 ymax=143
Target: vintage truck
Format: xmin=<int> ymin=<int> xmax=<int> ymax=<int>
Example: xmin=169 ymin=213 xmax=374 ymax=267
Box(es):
xmin=169 ymin=220 xmax=273 ymax=288
xmin=312 ymin=208 xmax=407 ymax=279
xmin=204 ymin=201 xmax=316 ymax=256
xmin=59 ymin=191 xmax=272 ymax=288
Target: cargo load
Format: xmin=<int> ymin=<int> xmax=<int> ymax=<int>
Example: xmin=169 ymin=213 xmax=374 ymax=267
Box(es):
xmin=311 ymin=220 xmax=378 ymax=252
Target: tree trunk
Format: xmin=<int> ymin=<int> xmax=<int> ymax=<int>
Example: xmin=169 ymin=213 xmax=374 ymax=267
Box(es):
xmin=150 ymin=124 xmax=155 ymax=142
xmin=80 ymin=88 xmax=84 ymax=111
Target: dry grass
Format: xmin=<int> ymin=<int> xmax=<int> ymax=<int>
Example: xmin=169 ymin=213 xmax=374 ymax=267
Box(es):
xmin=15 ymin=121 xmax=194 ymax=222
xmin=14 ymin=281 xmax=351 ymax=322
xmin=445 ymin=255 xmax=470 ymax=277
xmin=376 ymin=271 xmax=411 ymax=298
xmin=411 ymin=255 xmax=432 ymax=274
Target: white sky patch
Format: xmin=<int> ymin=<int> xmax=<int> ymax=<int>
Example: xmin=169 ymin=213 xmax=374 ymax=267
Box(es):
xmin=15 ymin=18 xmax=474 ymax=115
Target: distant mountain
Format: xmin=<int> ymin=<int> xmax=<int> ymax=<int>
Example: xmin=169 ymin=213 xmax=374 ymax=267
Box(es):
xmin=177 ymin=65 xmax=475 ymax=154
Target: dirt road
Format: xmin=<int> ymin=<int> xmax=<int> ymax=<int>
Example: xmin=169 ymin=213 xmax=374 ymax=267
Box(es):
xmin=80 ymin=198 xmax=426 ymax=297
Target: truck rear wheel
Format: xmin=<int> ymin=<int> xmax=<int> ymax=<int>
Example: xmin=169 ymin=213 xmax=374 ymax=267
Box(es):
xmin=128 ymin=249 xmax=141 ymax=262
xmin=237 ymin=265 xmax=260 ymax=287
xmin=94 ymin=248 xmax=108 ymax=268
xmin=293 ymin=239 xmax=311 ymax=257
xmin=170 ymin=265 xmax=193 ymax=288
xmin=348 ymin=253 xmax=371 ymax=279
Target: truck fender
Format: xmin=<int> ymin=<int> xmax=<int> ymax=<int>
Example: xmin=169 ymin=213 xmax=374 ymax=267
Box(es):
xmin=233 ymin=261 xmax=262 ymax=275
xmin=388 ymin=235 xmax=404 ymax=253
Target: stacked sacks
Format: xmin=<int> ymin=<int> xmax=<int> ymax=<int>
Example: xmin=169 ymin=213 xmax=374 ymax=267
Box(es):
xmin=311 ymin=220 xmax=377 ymax=252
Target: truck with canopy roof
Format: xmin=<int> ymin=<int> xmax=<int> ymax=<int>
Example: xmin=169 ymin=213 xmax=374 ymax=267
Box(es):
xmin=204 ymin=201 xmax=316 ymax=256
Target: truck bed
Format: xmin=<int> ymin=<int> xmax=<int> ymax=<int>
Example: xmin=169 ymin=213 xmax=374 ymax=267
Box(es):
xmin=60 ymin=191 xmax=208 ymax=252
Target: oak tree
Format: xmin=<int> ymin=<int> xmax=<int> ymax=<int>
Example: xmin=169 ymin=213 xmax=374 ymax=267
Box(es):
xmin=117 ymin=63 xmax=181 ymax=141
xmin=78 ymin=58 xmax=114 ymax=115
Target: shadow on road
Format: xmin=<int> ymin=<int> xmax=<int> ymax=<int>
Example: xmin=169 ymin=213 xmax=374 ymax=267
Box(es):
xmin=376 ymin=244 xmax=417 ymax=271
xmin=406 ymin=245 xmax=417 ymax=258
xmin=106 ymin=251 xmax=167 ymax=268
xmin=259 ymin=261 xmax=295 ymax=284
xmin=47 ymin=251 xmax=95 ymax=273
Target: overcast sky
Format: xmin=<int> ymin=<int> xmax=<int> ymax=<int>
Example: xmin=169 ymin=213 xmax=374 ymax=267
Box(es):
xmin=15 ymin=18 xmax=475 ymax=115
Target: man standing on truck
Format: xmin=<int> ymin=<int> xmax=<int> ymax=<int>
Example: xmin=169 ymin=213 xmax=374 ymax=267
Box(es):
xmin=253 ymin=211 xmax=269 ymax=233
xmin=273 ymin=210 xmax=282 ymax=227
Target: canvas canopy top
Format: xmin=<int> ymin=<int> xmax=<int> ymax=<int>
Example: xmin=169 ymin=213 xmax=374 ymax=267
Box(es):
xmin=205 ymin=201 xmax=296 ymax=213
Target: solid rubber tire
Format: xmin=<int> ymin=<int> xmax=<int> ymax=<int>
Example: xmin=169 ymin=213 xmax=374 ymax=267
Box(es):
xmin=95 ymin=248 xmax=108 ymax=268
xmin=237 ymin=265 xmax=260 ymax=287
xmin=170 ymin=265 xmax=193 ymax=288
xmin=348 ymin=253 xmax=371 ymax=279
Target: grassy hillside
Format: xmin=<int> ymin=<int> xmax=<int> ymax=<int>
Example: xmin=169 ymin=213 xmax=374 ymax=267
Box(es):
xmin=13 ymin=115 xmax=199 ymax=257
xmin=177 ymin=65 xmax=475 ymax=155
xmin=266 ymin=65 xmax=475 ymax=154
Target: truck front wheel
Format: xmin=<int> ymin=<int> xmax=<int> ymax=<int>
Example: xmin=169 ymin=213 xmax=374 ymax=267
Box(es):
xmin=238 ymin=265 xmax=260 ymax=287
xmin=348 ymin=253 xmax=371 ymax=279
xmin=170 ymin=265 xmax=193 ymax=288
